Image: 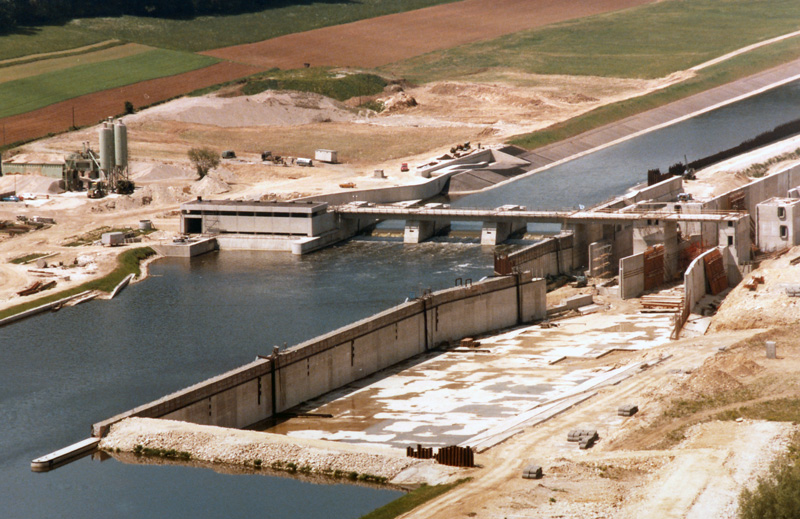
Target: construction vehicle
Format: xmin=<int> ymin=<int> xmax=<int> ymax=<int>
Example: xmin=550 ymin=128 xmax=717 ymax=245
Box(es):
xmin=87 ymin=181 xmax=106 ymax=199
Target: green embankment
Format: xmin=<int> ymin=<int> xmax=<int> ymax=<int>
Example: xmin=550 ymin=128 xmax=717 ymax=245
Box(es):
xmin=383 ymin=0 xmax=800 ymax=82
xmin=0 ymin=26 xmax=108 ymax=61
xmin=239 ymin=69 xmax=388 ymax=101
xmin=0 ymin=49 xmax=218 ymax=119
xmin=0 ymin=247 xmax=154 ymax=321
xmin=376 ymin=0 xmax=800 ymax=151
xmin=510 ymin=36 xmax=800 ymax=150
xmin=358 ymin=479 xmax=469 ymax=519
xmin=0 ymin=0 xmax=459 ymax=56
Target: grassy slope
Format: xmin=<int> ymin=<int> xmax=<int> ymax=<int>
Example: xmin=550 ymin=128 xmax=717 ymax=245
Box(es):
xmin=0 ymin=25 xmax=108 ymax=61
xmin=3 ymin=0 xmax=459 ymax=56
xmin=0 ymin=43 xmax=151 ymax=84
xmin=358 ymin=480 xmax=469 ymax=519
xmin=0 ymin=247 xmax=154 ymax=321
xmin=0 ymin=49 xmax=218 ymax=118
xmin=510 ymin=36 xmax=800 ymax=149
xmin=382 ymin=0 xmax=800 ymax=82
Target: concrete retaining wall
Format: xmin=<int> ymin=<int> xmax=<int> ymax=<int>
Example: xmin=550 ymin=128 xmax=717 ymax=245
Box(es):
xmin=619 ymin=253 xmax=645 ymax=300
xmin=295 ymin=170 xmax=455 ymax=206
xmin=683 ymin=246 xmax=743 ymax=316
xmin=505 ymin=233 xmax=574 ymax=277
xmin=93 ymin=274 xmax=546 ymax=437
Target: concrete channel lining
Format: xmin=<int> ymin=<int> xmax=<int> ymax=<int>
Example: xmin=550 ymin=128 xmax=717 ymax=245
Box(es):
xmin=92 ymin=273 xmax=546 ymax=438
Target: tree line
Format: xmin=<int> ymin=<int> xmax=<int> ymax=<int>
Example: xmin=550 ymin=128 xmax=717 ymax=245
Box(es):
xmin=0 ymin=0 xmax=297 ymax=32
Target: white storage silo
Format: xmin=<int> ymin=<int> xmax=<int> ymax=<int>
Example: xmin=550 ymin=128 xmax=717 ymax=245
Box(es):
xmin=98 ymin=122 xmax=114 ymax=173
xmin=114 ymin=120 xmax=127 ymax=169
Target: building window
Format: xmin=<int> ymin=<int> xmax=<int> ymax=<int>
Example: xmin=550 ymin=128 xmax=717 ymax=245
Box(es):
xmin=778 ymin=207 xmax=786 ymax=219
xmin=728 ymin=221 xmax=734 ymax=227
xmin=727 ymin=236 xmax=734 ymax=246
xmin=780 ymin=225 xmax=789 ymax=239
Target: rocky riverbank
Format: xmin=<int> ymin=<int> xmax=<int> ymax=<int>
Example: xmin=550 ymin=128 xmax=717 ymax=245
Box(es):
xmin=99 ymin=417 xmax=445 ymax=484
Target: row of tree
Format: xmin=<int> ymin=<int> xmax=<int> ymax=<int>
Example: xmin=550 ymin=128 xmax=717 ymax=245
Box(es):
xmin=0 ymin=0 xmax=286 ymax=32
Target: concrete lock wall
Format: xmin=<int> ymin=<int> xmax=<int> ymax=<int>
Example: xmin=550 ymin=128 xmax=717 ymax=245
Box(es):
xmin=682 ymin=246 xmax=743 ymax=317
xmin=619 ymin=253 xmax=645 ymax=300
xmin=93 ymin=274 xmax=546 ymax=437
xmin=684 ymin=248 xmax=712 ymax=314
xmin=506 ymin=234 xmax=574 ymax=277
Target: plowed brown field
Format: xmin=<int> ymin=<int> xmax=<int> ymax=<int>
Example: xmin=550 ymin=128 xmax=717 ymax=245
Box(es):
xmin=202 ymin=0 xmax=655 ymax=69
xmin=2 ymin=0 xmax=653 ymax=147
xmin=0 ymin=61 xmax=262 ymax=146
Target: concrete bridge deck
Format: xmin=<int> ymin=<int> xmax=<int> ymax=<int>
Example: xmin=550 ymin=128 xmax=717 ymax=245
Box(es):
xmin=333 ymin=205 xmax=744 ymax=225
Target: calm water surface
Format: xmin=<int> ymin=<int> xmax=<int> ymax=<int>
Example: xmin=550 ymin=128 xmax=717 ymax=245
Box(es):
xmin=2 ymin=81 xmax=800 ymax=518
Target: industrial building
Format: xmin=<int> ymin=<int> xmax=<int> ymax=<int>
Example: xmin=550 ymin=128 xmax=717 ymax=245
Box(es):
xmin=180 ymin=199 xmax=335 ymax=237
xmin=757 ymin=197 xmax=800 ymax=252
xmin=1 ymin=118 xmax=129 ymax=192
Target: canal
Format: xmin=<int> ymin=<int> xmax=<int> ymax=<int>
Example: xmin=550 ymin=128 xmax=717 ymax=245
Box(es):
xmin=2 ymin=80 xmax=800 ymax=518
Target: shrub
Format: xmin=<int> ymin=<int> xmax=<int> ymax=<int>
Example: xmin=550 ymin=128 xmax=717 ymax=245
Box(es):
xmin=739 ymin=462 xmax=800 ymax=518
xmin=188 ymin=147 xmax=220 ymax=179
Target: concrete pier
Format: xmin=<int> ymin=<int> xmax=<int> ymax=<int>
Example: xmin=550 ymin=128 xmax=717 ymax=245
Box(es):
xmin=403 ymin=220 xmax=450 ymax=244
xmin=481 ymin=221 xmax=527 ymax=245
xmin=152 ymin=237 xmax=218 ymax=258
xmin=31 ymin=437 xmax=99 ymax=472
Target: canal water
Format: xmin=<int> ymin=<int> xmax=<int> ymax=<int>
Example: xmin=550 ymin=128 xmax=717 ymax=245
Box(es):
xmin=2 ymin=80 xmax=800 ymax=518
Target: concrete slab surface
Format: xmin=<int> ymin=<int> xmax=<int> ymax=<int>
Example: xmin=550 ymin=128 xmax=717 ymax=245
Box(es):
xmin=266 ymin=311 xmax=674 ymax=449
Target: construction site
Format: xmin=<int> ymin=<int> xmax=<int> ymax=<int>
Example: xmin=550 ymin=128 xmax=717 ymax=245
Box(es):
xmin=4 ymin=18 xmax=800 ymax=519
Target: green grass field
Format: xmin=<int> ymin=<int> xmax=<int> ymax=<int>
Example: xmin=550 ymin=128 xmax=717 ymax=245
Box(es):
xmin=0 ymin=49 xmax=218 ymax=119
xmin=0 ymin=26 xmax=109 ymax=61
xmin=2 ymin=0 xmax=458 ymax=57
xmin=509 ymin=35 xmax=800 ymax=149
xmin=382 ymin=0 xmax=800 ymax=82
xmin=238 ymin=69 xmax=387 ymax=101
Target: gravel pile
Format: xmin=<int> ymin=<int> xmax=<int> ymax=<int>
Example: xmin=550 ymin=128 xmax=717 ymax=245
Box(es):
xmin=100 ymin=417 xmax=426 ymax=479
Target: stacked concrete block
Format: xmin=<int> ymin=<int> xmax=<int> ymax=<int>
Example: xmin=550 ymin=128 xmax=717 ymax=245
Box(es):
xmin=567 ymin=429 xmax=599 ymax=449
xmin=618 ymin=404 xmax=639 ymax=417
xmin=522 ymin=465 xmax=543 ymax=479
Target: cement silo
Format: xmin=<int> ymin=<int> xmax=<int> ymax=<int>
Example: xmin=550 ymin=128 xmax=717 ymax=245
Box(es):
xmin=114 ymin=120 xmax=127 ymax=169
xmin=98 ymin=122 xmax=114 ymax=173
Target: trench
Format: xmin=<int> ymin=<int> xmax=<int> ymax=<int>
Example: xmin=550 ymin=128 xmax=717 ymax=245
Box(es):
xmin=2 ymin=80 xmax=800 ymax=519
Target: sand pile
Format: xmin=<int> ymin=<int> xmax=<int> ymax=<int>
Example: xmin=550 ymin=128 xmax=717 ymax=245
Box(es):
xmin=130 ymin=162 xmax=196 ymax=182
xmin=131 ymin=91 xmax=358 ymax=127
xmin=190 ymin=176 xmax=230 ymax=196
xmin=0 ymin=174 xmax=63 ymax=195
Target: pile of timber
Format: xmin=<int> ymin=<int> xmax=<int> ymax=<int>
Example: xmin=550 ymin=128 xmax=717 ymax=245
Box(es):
xmin=641 ymin=294 xmax=684 ymax=311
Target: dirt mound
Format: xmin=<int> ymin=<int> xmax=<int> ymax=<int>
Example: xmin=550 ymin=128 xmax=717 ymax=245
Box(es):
xmin=0 ymin=174 xmax=63 ymax=195
xmin=685 ymin=369 xmax=743 ymax=395
xmin=729 ymin=359 xmax=765 ymax=378
xmin=91 ymin=184 xmax=191 ymax=212
xmin=190 ymin=176 xmax=230 ymax=196
xmin=381 ymin=92 xmax=418 ymax=113
xmin=130 ymin=162 xmax=196 ymax=182
xmin=134 ymin=91 xmax=357 ymax=128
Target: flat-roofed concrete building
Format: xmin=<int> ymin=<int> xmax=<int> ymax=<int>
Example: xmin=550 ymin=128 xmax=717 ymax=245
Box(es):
xmin=757 ymin=197 xmax=800 ymax=252
xmin=181 ymin=199 xmax=334 ymax=236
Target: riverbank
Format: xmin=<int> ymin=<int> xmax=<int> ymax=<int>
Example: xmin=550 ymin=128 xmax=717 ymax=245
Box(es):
xmin=99 ymin=417 xmax=461 ymax=486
